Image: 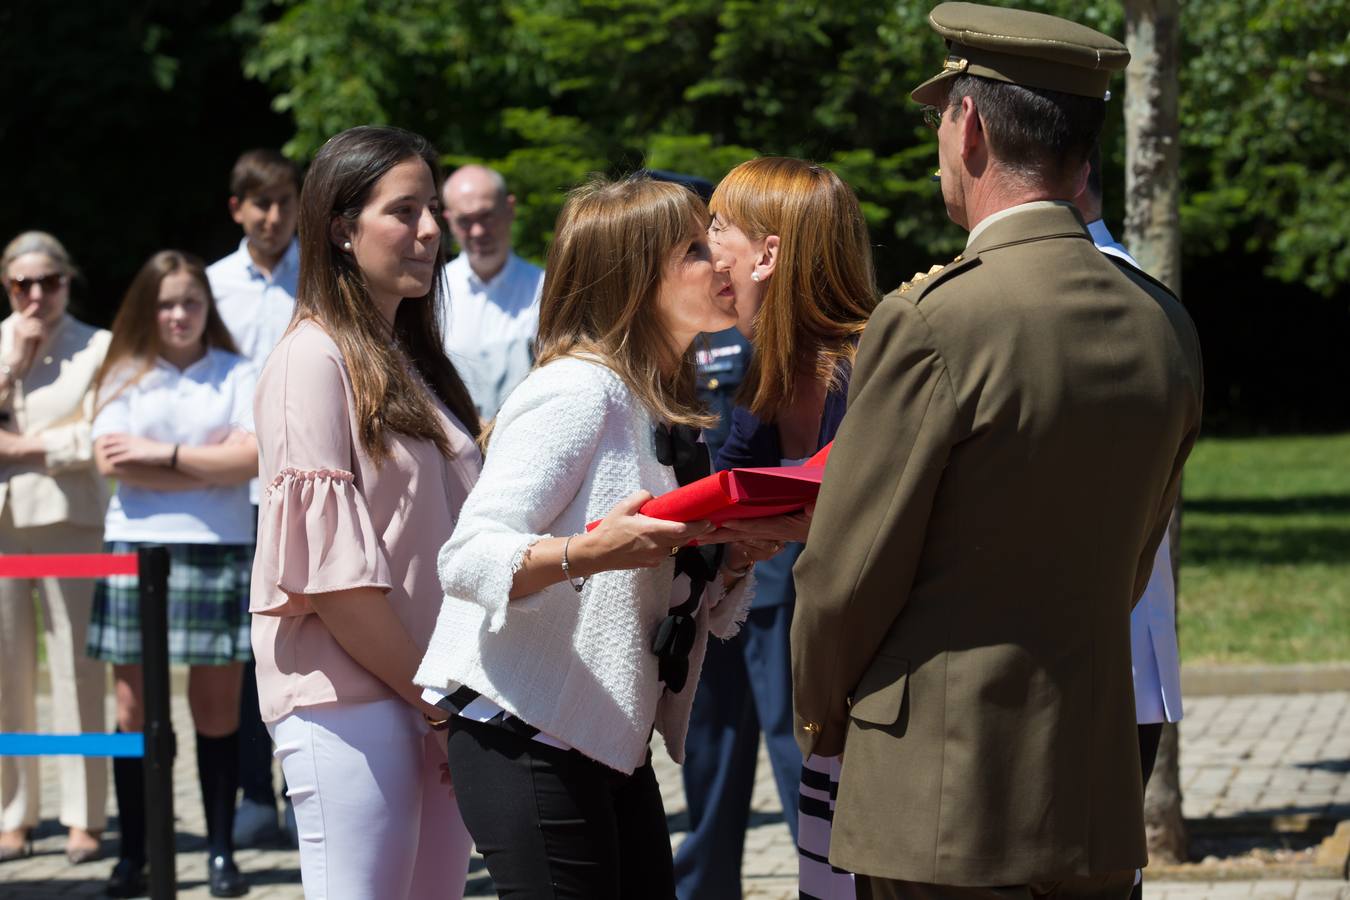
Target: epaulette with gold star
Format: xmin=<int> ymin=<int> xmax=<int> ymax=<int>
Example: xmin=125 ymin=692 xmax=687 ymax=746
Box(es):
xmin=897 ymin=254 xmax=965 ymax=294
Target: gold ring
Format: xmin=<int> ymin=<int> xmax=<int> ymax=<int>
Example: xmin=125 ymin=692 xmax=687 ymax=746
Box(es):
xmin=669 ymin=545 xmax=680 ymax=557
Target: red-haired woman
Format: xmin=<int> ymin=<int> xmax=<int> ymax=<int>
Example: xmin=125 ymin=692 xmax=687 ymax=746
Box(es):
xmin=694 ymin=157 xmax=877 ymax=900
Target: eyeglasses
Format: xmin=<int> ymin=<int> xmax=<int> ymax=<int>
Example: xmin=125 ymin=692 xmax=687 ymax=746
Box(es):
xmin=7 ymin=274 xmax=66 ymax=297
xmin=921 ymin=105 xmax=943 ymax=130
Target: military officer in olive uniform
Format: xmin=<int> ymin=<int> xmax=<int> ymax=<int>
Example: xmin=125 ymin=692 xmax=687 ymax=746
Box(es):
xmin=791 ymin=4 xmax=1204 ymax=899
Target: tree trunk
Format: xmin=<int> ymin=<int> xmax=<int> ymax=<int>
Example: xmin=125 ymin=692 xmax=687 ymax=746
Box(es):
xmin=1124 ymin=0 xmax=1182 ymax=293
xmin=1124 ymin=0 xmax=1188 ymax=865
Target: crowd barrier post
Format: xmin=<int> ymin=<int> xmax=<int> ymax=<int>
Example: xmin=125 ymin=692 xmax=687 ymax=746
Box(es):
xmin=0 ymin=548 xmax=175 ymax=898
xmin=138 ymin=545 xmax=176 ymax=899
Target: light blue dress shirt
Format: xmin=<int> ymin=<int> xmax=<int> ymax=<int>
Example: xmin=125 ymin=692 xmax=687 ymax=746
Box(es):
xmin=206 ymin=238 xmax=300 ymax=368
xmin=1089 ymin=218 xmax=1183 ymax=725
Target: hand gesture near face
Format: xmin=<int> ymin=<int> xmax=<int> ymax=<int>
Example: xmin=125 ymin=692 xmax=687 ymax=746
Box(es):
xmin=6 ymin=302 xmax=48 ymax=378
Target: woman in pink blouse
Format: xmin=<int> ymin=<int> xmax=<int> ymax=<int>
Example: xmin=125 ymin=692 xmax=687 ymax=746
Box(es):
xmin=249 ymin=126 xmax=481 ymax=899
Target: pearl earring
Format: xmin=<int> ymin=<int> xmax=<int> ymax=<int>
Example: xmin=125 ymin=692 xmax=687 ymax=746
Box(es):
xmin=342 ymin=241 xmax=352 ymax=251
xmin=751 ymin=272 xmax=761 ymax=282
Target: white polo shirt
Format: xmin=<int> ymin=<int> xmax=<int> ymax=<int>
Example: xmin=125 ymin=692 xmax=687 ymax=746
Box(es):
xmin=207 ymin=238 xmax=300 ymax=367
xmin=93 ymin=349 xmax=257 ymax=545
xmin=440 ymin=252 xmax=544 ymax=420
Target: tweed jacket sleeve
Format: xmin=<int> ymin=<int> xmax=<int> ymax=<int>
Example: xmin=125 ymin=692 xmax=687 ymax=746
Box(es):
xmin=790 ymin=294 xmax=961 ymax=758
xmin=437 ymin=360 xmax=613 ymax=633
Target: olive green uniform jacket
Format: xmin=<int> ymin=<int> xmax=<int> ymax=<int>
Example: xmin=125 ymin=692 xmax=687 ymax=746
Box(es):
xmin=791 ymin=203 xmax=1203 ymax=886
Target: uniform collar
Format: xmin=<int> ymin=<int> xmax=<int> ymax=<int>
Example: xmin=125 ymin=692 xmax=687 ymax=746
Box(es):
xmin=964 ymin=201 xmax=1090 ymax=256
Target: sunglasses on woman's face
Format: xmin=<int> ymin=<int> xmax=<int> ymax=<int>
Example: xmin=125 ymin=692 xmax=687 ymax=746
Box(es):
xmin=7 ymin=274 xmax=65 ymax=297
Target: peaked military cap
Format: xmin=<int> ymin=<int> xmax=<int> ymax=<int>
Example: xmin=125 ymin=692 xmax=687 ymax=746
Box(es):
xmin=911 ymin=2 xmax=1129 ymax=105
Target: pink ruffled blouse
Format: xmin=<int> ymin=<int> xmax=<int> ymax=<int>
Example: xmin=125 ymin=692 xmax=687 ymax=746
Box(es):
xmin=250 ymin=320 xmax=481 ymax=723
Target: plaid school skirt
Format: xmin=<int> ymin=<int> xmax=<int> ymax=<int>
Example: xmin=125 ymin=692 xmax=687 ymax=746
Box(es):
xmin=87 ymin=541 xmax=254 ymax=666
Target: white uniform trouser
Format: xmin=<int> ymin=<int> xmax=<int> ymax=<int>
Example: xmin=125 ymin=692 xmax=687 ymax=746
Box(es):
xmin=268 ymin=698 xmax=471 ymax=900
xmin=0 ymin=513 xmax=108 ymax=832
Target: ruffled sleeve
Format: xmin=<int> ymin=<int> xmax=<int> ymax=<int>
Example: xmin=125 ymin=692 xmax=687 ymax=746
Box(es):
xmin=250 ymin=324 xmax=393 ymax=617
xmin=250 ymin=467 xmax=393 ymax=615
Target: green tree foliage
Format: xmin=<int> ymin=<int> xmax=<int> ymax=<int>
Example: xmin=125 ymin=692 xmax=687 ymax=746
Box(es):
xmin=237 ymin=0 xmax=1346 ymax=295
xmin=1178 ymin=0 xmax=1349 ymax=296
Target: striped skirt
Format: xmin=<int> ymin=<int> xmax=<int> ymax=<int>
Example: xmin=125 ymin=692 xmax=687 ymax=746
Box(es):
xmin=87 ymin=541 xmax=253 ymax=666
xmin=798 ymin=753 xmax=855 ymax=900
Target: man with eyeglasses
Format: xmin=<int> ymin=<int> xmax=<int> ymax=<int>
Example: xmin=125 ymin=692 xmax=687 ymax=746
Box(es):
xmin=790 ymin=3 xmax=1203 ymax=898
xmin=439 ymin=165 xmax=544 ymax=422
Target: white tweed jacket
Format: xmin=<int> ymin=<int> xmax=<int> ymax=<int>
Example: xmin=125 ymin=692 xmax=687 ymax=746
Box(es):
xmin=414 ymin=355 xmax=753 ymax=774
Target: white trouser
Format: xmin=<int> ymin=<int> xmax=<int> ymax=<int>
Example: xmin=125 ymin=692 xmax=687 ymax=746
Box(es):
xmin=268 ymin=698 xmax=471 ymax=900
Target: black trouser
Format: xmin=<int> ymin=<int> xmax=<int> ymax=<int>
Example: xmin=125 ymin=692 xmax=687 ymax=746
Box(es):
xmin=237 ymin=658 xmax=275 ymax=805
xmin=1129 ymin=723 xmax=1165 ymax=900
xmin=239 ymin=510 xmax=275 ymax=807
xmin=447 ymin=717 xmax=675 ymax=899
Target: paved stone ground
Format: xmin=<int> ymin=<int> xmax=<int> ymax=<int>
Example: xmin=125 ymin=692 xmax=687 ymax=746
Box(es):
xmin=2 ymin=690 xmax=1346 ymax=899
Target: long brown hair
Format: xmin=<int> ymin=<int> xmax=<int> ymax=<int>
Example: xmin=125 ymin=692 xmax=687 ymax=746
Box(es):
xmin=93 ymin=251 xmax=238 ymax=410
xmin=533 ymin=175 xmax=713 ymax=431
xmin=710 ymin=157 xmax=877 ymax=420
xmin=295 ymin=125 xmax=479 ymax=462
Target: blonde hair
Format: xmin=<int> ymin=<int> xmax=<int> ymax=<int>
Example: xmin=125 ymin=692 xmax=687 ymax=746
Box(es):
xmin=532 ymin=175 xmax=714 ymax=430
xmin=710 ymin=157 xmax=877 ymax=420
xmin=2 ymin=231 xmax=77 ymax=280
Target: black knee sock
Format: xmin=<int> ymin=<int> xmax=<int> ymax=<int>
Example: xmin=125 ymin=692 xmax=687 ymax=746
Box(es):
xmin=112 ymin=730 xmax=146 ymax=865
xmin=196 ymin=731 xmax=240 ymax=858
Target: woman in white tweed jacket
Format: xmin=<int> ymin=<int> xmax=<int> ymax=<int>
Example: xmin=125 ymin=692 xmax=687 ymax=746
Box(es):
xmin=415 ymin=176 xmax=768 ymax=897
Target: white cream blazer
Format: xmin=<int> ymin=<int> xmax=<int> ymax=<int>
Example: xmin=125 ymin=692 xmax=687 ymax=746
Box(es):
xmin=415 ymin=356 xmax=752 ymax=774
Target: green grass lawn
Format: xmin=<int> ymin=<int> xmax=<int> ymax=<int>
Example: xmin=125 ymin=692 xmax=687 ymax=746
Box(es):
xmin=1179 ymin=432 xmax=1350 ymax=664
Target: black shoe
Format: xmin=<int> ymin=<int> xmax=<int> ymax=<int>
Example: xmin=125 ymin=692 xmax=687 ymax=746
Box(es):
xmin=105 ymin=857 xmax=147 ymax=898
xmin=207 ymin=853 xmax=249 ymax=898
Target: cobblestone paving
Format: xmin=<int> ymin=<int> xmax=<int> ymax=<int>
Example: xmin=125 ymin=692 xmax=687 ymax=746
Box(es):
xmin=1 ymin=691 xmax=1346 ymax=899
xmin=1179 ymin=693 xmax=1350 ymax=822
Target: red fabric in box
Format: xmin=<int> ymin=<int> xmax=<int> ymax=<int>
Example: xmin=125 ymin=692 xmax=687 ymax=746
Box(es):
xmin=589 ymin=442 xmax=833 ymax=529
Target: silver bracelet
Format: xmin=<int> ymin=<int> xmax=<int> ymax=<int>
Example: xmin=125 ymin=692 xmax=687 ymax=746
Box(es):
xmin=561 ymin=534 xmax=588 ymax=593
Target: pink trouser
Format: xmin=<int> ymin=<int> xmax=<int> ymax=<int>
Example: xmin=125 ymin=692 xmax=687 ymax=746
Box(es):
xmin=269 ymin=698 xmax=471 ymax=900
